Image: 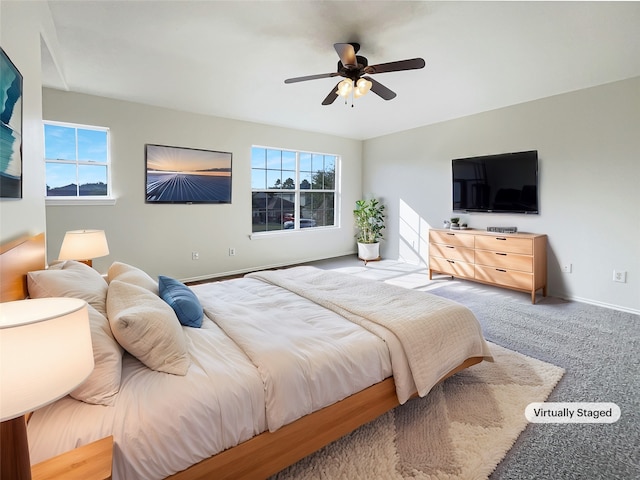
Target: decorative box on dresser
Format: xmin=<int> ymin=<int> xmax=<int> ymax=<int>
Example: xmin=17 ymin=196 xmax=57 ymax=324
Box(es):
xmin=429 ymin=229 xmax=547 ymax=303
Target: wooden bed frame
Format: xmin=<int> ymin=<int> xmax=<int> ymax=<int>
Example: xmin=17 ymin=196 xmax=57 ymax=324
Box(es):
xmin=1 ymin=233 xmax=483 ymax=480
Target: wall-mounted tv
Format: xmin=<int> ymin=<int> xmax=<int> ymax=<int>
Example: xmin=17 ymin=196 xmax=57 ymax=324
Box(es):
xmin=452 ymin=150 xmax=539 ymax=214
xmin=145 ymin=144 xmax=232 ymax=204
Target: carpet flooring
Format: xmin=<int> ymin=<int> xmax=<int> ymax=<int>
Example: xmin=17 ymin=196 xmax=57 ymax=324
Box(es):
xmin=273 ymin=343 xmax=563 ymax=479
xmin=428 ymin=282 xmax=639 ymax=480
xmin=296 ymin=258 xmax=639 ymax=479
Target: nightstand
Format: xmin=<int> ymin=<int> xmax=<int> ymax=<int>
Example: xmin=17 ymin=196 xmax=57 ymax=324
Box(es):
xmin=31 ymin=436 xmax=113 ymax=480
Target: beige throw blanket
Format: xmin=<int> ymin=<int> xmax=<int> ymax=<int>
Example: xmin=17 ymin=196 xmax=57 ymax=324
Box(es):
xmin=248 ymin=266 xmax=493 ymax=401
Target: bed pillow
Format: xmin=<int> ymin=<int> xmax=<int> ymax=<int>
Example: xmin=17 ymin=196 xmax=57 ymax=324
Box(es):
xmin=107 ymin=280 xmax=190 ymax=375
xmin=107 ymin=261 xmax=158 ymax=295
xmin=27 ymin=260 xmax=108 ymax=316
xmin=158 ymin=276 xmax=203 ymax=328
xmin=70 ymin=304 xmax=124 ymax=405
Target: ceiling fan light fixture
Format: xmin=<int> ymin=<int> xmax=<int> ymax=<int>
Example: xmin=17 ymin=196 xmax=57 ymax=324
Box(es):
xmin=354 ymin=78 xmax=372 ymax=98
xmin=337 ymin=79 xmax=353 ymax=97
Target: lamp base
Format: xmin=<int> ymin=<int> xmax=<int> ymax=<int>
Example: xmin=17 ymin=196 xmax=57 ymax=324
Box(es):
xmin=1 ymin=416 xmax=32 ymax=480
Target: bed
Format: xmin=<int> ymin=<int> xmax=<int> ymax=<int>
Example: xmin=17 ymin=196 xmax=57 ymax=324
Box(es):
xmin=1 ymin=233 xmax=492 ymax=479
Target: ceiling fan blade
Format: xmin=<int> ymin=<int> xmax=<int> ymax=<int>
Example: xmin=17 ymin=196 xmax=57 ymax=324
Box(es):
xmin=364 ymin=58 xmax=426 ymax=75
xmin=364 ymin=76 xmax=396 ymax=101
xmin=285 ymin=72 xmax=339 ymax=84
xmin=334 ymin=43 xmax=357 ymax=67
xmin=322 ymin=82 xmax=342 ymax=105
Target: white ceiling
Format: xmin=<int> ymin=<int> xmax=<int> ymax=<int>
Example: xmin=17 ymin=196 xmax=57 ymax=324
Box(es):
xmin=42 ymin=1 xmax=640 ymax=140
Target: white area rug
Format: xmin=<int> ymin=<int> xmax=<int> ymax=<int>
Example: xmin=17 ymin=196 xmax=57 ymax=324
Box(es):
xmin=273 ymin=343 xmax=564 ymax=480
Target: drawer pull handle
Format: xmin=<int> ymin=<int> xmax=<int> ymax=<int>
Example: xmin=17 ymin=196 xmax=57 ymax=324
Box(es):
xmin=445 ymin=245 xmax=455 ymax=249
xmin=446 ymin=233 xmax=456 ymax=236
xmin=447 ymin=260 xmax=455 ymax=264
xmin=496 ymin=268 xmax=507 ymax=273
xmin=496 ymin=252 xmax=507 ymax=256
xmin=496 ymin=237 xmax=507 ymax=241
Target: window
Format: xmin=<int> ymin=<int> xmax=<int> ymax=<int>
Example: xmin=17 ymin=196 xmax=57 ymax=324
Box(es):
xmin=44 ymin=121 xmax=112 ymax=202
xmin=251 ymin=147 xmax=338 ymax=233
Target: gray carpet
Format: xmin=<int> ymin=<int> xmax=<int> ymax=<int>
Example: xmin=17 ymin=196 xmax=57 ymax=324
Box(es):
xmin=429 ymin=282 xmax=640 ymax=480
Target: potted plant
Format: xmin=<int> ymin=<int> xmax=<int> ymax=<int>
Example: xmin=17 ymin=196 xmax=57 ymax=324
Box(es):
xmin=450 ymin=217 xmax=460 ymax=229
xmin=354 ymin=198 xmax=385 ymax=261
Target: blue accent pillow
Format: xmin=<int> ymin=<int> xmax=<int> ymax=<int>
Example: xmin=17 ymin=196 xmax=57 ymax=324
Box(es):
xmin=158 ymin=275 xmax=203 ymax=328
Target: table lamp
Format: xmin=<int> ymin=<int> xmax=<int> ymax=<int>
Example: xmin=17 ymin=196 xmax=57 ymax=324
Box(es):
xmin=0 ymin=298 xmax=93 ymax=480
xmin=58 ymin=229 xmax=109 ymax=267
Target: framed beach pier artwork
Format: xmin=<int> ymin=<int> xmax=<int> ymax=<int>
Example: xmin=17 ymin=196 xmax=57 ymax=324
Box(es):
xmin=145 ymin=144 xmax=232 ymax=204
xmin=0 ymin=47 xmax=23 ymax=199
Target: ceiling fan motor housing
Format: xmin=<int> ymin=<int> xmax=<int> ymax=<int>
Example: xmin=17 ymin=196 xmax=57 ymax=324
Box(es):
xmin=338 ymin=55 xmax=369 ymax=80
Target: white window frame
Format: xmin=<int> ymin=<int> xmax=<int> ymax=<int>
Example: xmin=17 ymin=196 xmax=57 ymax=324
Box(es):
xmin=251 ymin=146 xmax=340 ymax=237
xmin=44 ymin=120 xmax=116 ymax=205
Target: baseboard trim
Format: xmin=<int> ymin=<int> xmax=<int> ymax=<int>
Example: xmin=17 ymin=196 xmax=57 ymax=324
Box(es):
xmin=554 ymin=292 xmax=639 ymax=316
xmin=181 ymin=251 xmax=358 ymax=284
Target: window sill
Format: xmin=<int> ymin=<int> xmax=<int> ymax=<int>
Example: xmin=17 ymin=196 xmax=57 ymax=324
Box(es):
xmin=250 ymin=225 xmax=338 ymax=240
xmin=45 ymin=197 xmax=117 ymax=206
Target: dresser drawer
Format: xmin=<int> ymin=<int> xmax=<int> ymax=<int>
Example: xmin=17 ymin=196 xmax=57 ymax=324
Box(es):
xmin=475 ymin=265 xmax=533 ymax=290
xmin=430 ymin=256 xmax=475 ymax=279
xmin=430 ymin=243 xmax=475 ymax=263
xmin=474 ymin=250 xmax=533 ymax=272
xmin=474 ymin=235 xmax=533 ymax=254
xmin=429 ymin=230 xmax=475 ymax=248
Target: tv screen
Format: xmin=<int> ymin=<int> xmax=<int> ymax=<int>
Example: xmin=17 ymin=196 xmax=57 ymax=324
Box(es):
xmin=145 ymin=144 xmax=232 ymax=204
xmin=452 ymin=150 xmax=538 ymax=214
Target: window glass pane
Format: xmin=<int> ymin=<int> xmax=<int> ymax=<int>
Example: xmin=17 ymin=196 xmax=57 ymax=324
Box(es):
xmin=44 ymin=124 xmax=76 ymax=161
xmin=46 ymin=163 xmax=77 ymax=196
xmin=251 ymin=147 xmax=338 ymax=233
xmin=251 ymin=147 xmax=266 ymax=169
xmin=312 ymin=154 xmax=324 ymax=172
xmin=251 ymin=169 xmax=266 ymax=189
xmin=251 ymin=192 xmax=295 ymax=232
xmin=299 ymin=172 xmax=312 ymax=189
xmin=267 ymin=170 xmax=282 ymax=189
xmin=282 ymin=150 xmax=296 ymax=171
xmin=77 ymin=129 xmax=108 ymax=163
xmin=312 ymin=171 xmax=324 ymax=189
xmin=324 ymin=156 xmax=336 ymax=173
xmin=266 ymin=149 xmax=281 ymax=169
xmin=78 ymin=164 xmax=108 ymax=196
xmin=299 ymin=153 xmax=312 ymax=172
xmin=282 ymin=172 xmax=295 ymax=189
xmin=301 ymin=192 xmax=335 ymax=227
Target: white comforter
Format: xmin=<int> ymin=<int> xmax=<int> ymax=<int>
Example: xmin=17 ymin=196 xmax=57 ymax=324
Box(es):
xmin=191 ymin=276 xmax=392 ymax=431
xmin=27 ymin=267 xmax=490 ymax=480
xmin=28 ymin=314 xmax=266 ymax=480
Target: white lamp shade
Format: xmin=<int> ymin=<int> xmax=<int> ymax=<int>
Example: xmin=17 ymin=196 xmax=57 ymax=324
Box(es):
xmin=0 ymin=298 xmax=93 ymax=421
xmin=58 ymin=229 xmax=109 ymax=261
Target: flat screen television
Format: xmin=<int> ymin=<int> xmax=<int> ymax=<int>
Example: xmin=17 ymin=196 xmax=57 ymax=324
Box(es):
xmin=145 ymin=144 xmax=232 ymax=204
xmin=452 ymin=150 xmax=539 ymax=214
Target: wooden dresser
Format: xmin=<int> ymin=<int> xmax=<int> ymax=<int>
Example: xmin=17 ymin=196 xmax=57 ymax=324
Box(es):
xmin=428 ymin=229 xmax=547 ymax=303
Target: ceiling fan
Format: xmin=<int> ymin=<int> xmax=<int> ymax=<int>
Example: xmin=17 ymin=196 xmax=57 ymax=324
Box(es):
xmin=284 ymin=43 xmax=425 ymax=105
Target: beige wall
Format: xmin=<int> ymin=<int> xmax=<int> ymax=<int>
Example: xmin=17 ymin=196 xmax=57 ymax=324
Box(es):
xmin=363 ymin=77 xmax=640 ymax=313
xmin=0 ymin=1 xmax=48 ymax=244
xmin=43 ymin=89 xmax=362 ymax=280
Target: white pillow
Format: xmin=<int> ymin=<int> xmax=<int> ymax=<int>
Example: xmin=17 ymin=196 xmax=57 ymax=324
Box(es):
xmin=107 ymin=280 xmax=190 ymax=375
xmin=107 ymin=261 xmax=158 ymax=295
xmin=27 ymin=260 xmax=108 ymax=316
xmin=70 ymin=304 xmax=124 ymax=405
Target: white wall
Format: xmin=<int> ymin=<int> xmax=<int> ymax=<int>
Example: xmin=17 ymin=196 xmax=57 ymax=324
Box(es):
xmin=43 ymin=89 xmax=362 ymax=280
xmin=363 ymin=77 xmax=640 ymax=314
xmin=0 ymin=1 xmax=48 ymax=244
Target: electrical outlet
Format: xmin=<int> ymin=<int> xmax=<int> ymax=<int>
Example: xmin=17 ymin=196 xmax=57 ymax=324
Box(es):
xmin=613 ymin=270 xmax=627 ymax=283
xmin=229 ymin=248 xmax=236 ymax=256
xmin=561 ymin=264 xmax=572 ymax=273
xmin=192 ymin=252 xmax=199 ymax=260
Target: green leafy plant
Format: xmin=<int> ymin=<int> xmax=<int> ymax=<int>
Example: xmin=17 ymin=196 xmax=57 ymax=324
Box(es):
xmin=354 ymin=198 xmax=385 ymax=244
xmin=450 ymin=217 xmax=460 ymax=224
